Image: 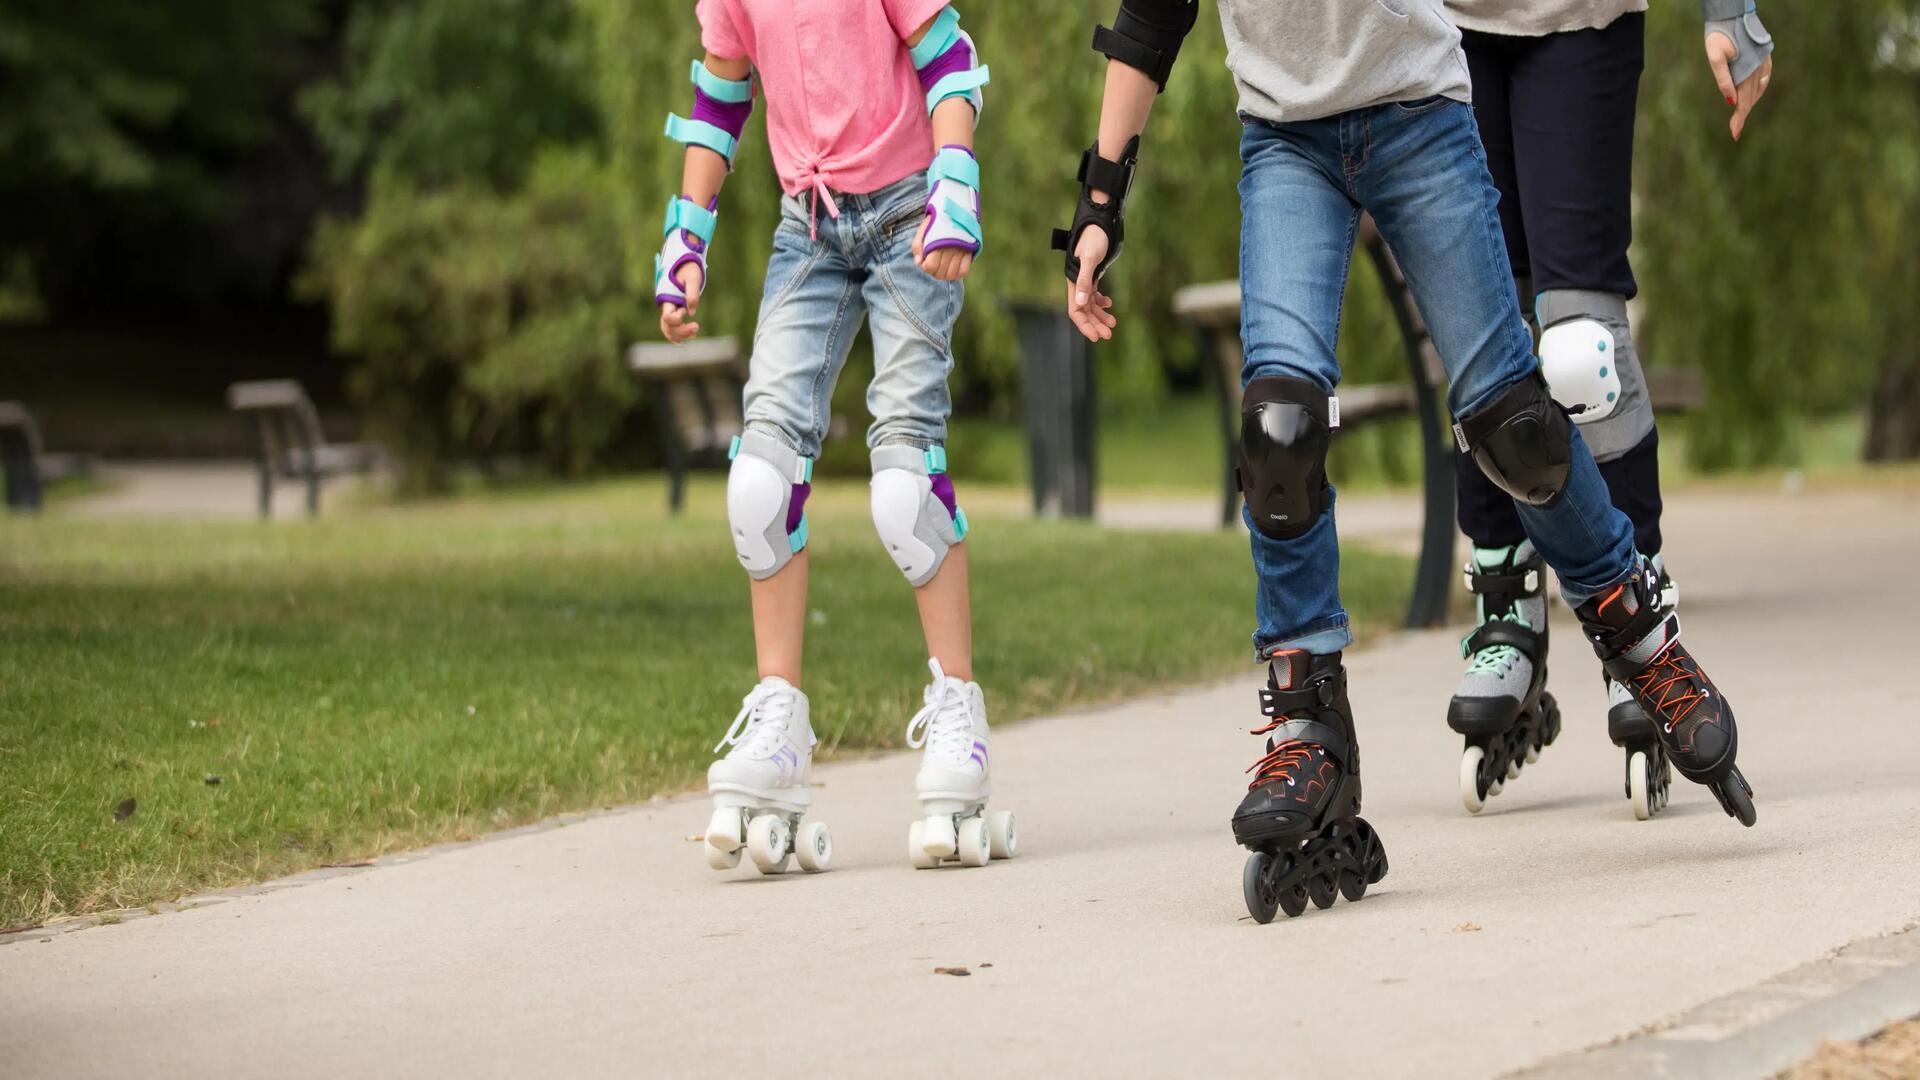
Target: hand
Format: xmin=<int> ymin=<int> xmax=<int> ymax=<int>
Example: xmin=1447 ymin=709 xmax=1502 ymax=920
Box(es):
xmin=913 ymin=217 xmax=975 ymax=281
xmin=1705 ymin=33 xmax=1772 ymax=141
xmin=658 ymin=263 xmax=704 ymax=344
xmin=1065 ymin=226 xmax=1117 ymax=343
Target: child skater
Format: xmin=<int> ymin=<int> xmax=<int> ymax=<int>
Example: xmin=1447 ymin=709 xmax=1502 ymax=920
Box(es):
xmin=658 ymin=1 xmax=1015 ymax=876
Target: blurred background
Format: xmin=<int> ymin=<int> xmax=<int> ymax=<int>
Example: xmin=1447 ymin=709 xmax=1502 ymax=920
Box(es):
xmin=5 ymin=1 xmax=1918 ymax=491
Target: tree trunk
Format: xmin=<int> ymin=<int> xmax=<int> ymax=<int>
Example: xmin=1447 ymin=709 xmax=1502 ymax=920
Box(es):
xmin=1866 ymin=347 xmax=1920 ymax=461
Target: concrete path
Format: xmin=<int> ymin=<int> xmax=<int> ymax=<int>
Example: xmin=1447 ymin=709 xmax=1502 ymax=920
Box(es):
xmin=62 ymin=460 xmax=381 ymax=518
xmin=5 ymin=486 xmax=1919 ymax=1078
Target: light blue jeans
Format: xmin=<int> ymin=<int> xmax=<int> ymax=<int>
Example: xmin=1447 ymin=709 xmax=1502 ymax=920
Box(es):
xmin=741 ymin=171 xmax=964 ymax=459
xmin=1238 ymin=98 xmax=1637 ymax=657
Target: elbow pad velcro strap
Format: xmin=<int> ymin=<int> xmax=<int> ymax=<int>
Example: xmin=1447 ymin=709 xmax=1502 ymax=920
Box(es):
xmin=1092 ymin=1 xmax=1200 ymax=92
xmin=1050 ymin=136 xmax=1139 ymax=285
xmin=665 ymin=114 xmax=738 ymax=167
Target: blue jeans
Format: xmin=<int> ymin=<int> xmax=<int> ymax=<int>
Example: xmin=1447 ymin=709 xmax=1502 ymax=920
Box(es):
xmin=1237 ymin=99 xmax=1636 ymax=657
xmin=741 ymin=171 xmax=964 ymax=460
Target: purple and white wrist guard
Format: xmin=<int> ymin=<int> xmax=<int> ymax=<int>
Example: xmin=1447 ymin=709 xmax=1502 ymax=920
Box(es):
xmin=923 ymin=146 xmax=982 ymax=258
xmin=654 ymin=195 xmax=717 ymax=308
xmin=910 ymin=7 xmax=989 ymax=120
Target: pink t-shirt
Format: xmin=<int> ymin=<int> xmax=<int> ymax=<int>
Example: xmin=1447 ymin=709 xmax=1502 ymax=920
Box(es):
xmin=696 ymin=0 xmax=948 ymax=208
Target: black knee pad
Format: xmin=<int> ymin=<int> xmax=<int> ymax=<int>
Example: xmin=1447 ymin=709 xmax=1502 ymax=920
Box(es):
xmin=1237 ymin=376 xmax=1333 ymax=541
xmin=1454 ymin=374 xmax=1572 ymax=509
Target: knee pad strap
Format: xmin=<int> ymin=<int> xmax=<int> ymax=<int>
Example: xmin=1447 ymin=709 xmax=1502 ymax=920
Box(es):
xmin=871 ymin=445 xmax=967 ymax=587
xmin=1454 ymin=374 xmax=1573 ymax=509
xmin=1537 ymin=290 xmax=1653 ymax=462
xmin=1237 ymin=375 xmax=1334 ymax=541
xmin=726 ymin=431 xmax=812 ymax=581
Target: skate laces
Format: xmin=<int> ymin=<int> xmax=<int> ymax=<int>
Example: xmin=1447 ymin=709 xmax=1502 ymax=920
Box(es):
xmin=905 ymin=658 xmax=976 ymax=763
xmin=1245 ymin=736 xmax=1318 ymax=790
xmin=715 ymin=681 xmax=796 ymax=756
xmin=1632 ymin=644 xmax=1711 ymax=732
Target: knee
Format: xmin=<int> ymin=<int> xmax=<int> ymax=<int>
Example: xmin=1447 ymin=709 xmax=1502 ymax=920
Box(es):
xmin=726 ymin=430 xmax=813 ymax=580
xmin=869 ymin=444 xmax=967 ymax=587
xmin=1453 ymin=373 xmax=1572 ymax=509
xmin=1237 ymin=375 xmax=1333 ymax=540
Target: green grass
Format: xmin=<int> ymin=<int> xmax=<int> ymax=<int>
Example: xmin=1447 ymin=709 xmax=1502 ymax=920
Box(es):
xmin=0 ymin=479 xmax=1409 ymax=927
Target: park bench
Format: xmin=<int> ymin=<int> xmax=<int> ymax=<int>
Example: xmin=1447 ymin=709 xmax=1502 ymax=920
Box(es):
xmin=0 ymin=401 xmax=92 ymax=514
xmin=628 ymin=337 xmax=748 ymax=513
xmin=1174 ymin=215 xmax=1705 ymax=629
xmin=225 ymin=380 xmax=381 ymax=518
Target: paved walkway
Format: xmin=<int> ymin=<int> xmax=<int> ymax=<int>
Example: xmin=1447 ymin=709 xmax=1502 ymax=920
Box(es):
xmin=5 ymin=486 xmax=1919 ymax=1078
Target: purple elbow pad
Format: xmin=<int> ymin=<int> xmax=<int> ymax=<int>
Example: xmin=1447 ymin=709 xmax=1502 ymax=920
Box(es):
xmin=692 ymin=90 xmax=752 ymax=142
xmin=916 ymin=38 xmax=975 ymax=96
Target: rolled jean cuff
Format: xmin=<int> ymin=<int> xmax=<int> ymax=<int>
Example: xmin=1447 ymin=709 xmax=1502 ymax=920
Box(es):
xmin=1253 ymin=615 xmax=1353 ymax=662
xmin=1557 ymin=553 xmax=1640 ymax=610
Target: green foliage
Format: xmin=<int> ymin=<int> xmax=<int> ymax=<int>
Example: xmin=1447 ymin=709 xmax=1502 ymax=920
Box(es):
xmin=300 ymin=0 xmax=598 ymax=190
xmin=1635 ymin=2 xmax=1920 ymax=467
xmin=301 ymin=151 xmax=641 ymax=486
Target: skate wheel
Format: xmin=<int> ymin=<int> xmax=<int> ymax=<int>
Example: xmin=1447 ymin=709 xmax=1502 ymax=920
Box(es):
xmin=795 ymin=821 xmax=832 ymax=873
xmin=1460 ymin=745 xmax=1487 ymax=815
xmin=746 ymin=814 xmax=792 ymax=874
xmin=1506 ymin=756 xmax=1522 ymax=781
xmin=1308 ymin=873 xmax=1337 ymax=911
xmin=705 ymin=807 xmax=745 ymax=852
xmin=907 ymin=820 xmax=939 ymax=870
xmin=957 ymin=816 xmax=991 ymax=867
xmin=1243 ymin=852 xmax=1279 ymax=924
xmin=1338 ymin=869 xmax=1367 ymax=903
xmin=986 ymin=810 xmax=1016 ymax=860
xmin=1628 ymin=750 xmax=1654 ymax=821
xmin=1279 ymin=880 xmax=1309 ymax=919
xmin=1524 ymin=741 xmax=1541 ymax=765
xmin=704 ymin=837 xmax=742 ymax=871
xmin=1488 ymin=778 xmax=1504 ymax=797
xmin=1715 ymin=768 xmax=1757 ymax=828
xmin=921 ymin=815 xmax=958 ymax=860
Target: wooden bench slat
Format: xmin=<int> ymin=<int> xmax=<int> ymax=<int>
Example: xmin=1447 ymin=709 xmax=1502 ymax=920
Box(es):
xmin=629 ymin=337 xmax=743 ymax=375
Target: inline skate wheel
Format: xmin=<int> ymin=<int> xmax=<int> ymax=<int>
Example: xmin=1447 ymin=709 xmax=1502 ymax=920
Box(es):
xmin=1460 ymin=745 xmax=1487 ymax=815
xmin=1713 ymin=767 xmax=1757 ymax=828
xmin=704 ymin=838 xmax=742 ymax=871
xmin=1524 ymin=740 xmax=1541 ymax=765
xmin=795 ymin=821 xmax=832 ymax=872
xmin=1506 ymin=756 xmax=1522 ymax=781
xmin=921 ymin=815 xmax=958 ymax=859
xmin=907 ymin=820 xmax=940 ymax=869
xmin=986 ymin=810 xmax=1016 ymax=860
xmin=1243 ymin=851 xmax=1279 ymax=924
xmin=1628 ymin=750 xmax=1654 ymax=821
xmin=746 ymin=814 xmax=792 ymax=875
xmin=957 ymin=816 xmax=992 ymax=867
xmin=1488 ymin=777 xmax=1504 ymax=797
xmin=1308 ymin=873 xmax=1337 ymax=910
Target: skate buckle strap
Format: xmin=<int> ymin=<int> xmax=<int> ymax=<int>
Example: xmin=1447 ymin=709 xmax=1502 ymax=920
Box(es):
xmin=1463 ymin=566 xmax=1540 ymax=596
xmin=1462 ymin=619 xmax=1541 ymax=660
xmin=1259 ymin=675 xmax=1338 ymax=717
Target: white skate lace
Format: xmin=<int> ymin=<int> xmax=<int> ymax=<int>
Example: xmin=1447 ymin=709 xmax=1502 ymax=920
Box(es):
xmin=714 ymin=681 xmax=795 ymax=757
xmin=905 ymin=658 xmax=975 ymax=764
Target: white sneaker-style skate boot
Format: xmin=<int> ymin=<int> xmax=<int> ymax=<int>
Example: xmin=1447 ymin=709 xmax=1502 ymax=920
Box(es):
xmin=905 ymin=659 xmax=1015 ymax=869
xmin=703 ymin=676 xmax=831 ymax=875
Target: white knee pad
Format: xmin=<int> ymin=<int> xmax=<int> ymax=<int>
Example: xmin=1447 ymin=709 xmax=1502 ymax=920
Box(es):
xmin=870 ymin=445 xmax=968 ymax=588
xmin=726 ymin=431 xmax=812 ymax=581
xmin=1536 ymin=290 xmax=1653 ymax=462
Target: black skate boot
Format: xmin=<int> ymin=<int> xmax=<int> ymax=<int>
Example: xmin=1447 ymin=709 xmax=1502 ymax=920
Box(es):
xmin=1447 ymin=542 xmax=1562 ymax=814
xmin=1233 ymin=650 xmax=1389 ymax=923
xmin=1575 ymin=556 xmax=1755 ymax=827
xmin=1605 ymin=556 xmax=1676 ymax=821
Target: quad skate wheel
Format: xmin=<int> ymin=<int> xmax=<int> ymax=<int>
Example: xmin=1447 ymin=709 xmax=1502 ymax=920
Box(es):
xmin=921 ymin=815 xmax=958 ymax=860
xmin=986 ymin=810 xmax=1016 ymax=860
xmin=1628 ymin=750 xmax=1654 ymax=821
xmin=907 ymin=820 xmax=940 ymax=870
xmin=795 ymin=821 xmax=832 ymax=873
xmin=706 ymin=807 xmax=745 ymax=852
xmin=1460 ymin=745 xmax=1487 ymax=815
xmin=747 ymin=814 xmax=792 ymax=874
xmin=957 ymin=816 xmax=992 ymax=867
xmin=1243 ymin=851 xmax=1279 ymax=924
xmin=705 ymin=838 xmax=742 ymax=871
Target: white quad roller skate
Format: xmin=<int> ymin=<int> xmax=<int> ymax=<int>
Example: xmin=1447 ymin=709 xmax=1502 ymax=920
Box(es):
xmin=704 ymin=676 xmax=832 ymax=876
xmin=905 ymin=659 xmax=1015 ymax=869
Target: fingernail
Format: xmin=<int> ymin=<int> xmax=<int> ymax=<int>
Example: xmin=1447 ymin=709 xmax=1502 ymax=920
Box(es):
xmin=1726 ymin=96 xmax=1735 ymax=105
xmin=1076 ymin=292 xmax=1087 ymax=305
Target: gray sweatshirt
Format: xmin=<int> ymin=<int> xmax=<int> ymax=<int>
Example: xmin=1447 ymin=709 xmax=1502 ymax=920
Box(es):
xmin=1445 ymin=0 xmax=1646 ymax=37
xmin=1216 ymin=0 xmax=1472 ymax=124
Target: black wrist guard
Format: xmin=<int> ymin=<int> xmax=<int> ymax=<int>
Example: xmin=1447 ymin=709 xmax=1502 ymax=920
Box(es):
xmin=1050 ymin=136 xmax=1140 ymax=286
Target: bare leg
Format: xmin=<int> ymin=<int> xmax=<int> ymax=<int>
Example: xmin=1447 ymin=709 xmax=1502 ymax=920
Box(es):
xmin=913 ymin=542 xmax=972 ymax=680
xmin=749 ymin=551 xmax=808 ymax=684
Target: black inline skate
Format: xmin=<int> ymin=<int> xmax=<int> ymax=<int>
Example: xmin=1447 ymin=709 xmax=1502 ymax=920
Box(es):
xmin=1447 ymin=542 xmax=1562 ymax=814
xmin=1575 ymin=556 xmax=1755 ymax=827
xmin=1233 ymin=650 xmax=1389 ymax=923
xmin=1605 ymin=557 xmax=1677 ymax=820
